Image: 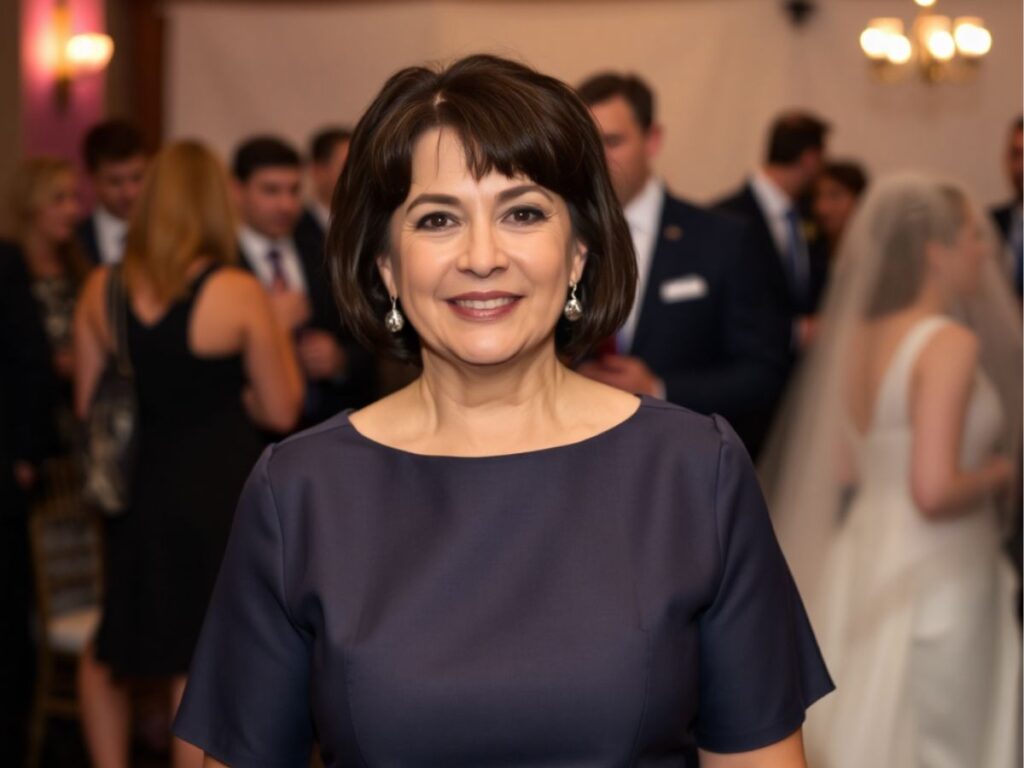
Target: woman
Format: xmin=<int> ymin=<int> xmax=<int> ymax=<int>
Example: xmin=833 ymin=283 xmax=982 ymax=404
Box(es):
xmin=812 ymin=161 xmax=868 ymax=260
xmin=764 ymin=175 xmax=1021 ymax=767
xmin=73 ymin=141 xmax=303 ymax=768
xmin=174 ymin=55 xmax=832 ymax=768
xmin=5 ymin=157 xmax=91 ymax=453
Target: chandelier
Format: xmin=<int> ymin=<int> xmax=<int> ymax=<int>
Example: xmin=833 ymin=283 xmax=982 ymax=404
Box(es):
xmin=859 ymin=0 xmax=992 ymax=83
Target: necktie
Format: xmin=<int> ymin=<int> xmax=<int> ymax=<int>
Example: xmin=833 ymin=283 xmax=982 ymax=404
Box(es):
xmin=267 ymin=248 xmax=289 ymax=290
xmin=783 ymin=208 xmax=810 ymax=311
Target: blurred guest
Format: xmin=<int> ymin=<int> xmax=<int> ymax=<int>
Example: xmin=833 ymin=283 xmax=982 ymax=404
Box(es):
xmin=715 ymin=112 xmax=831 ymax=350
xmin=232 ymin=136 xmax=375 ymax=427
xmin=764 ymin=175 xmax=1021 ymax=768
xmin=296 ymin=125 xmax=352 ymax=247
xmin=77 ymin=119 xmax=148 ymax=265
xmin=6 ymin=157 xmax=91 ymax=453
xmin=0 ymin=246 xmax=56 ymax=768
xmin=174 ymin=53 xmax=831 ymax=767
xmin=73 ymin=141 xmax=303 ymax=768
xmin=813 ymin=160 xmax=868 ymax=259
xmin=990 ymin=115 xmax=1023 ymax=296
xmin=576 ymin=73 xmax=788 ymax=458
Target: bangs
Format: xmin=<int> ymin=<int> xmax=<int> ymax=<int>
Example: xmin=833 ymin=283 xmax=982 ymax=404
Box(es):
xmin=367 ymin=76 xmax=592 ymax=214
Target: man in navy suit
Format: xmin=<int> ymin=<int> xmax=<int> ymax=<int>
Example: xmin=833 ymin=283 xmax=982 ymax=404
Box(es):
xmin=577 ymin=74 xmax=788 ymax=457
xmin=232 ymin=136 xmax=375 ymax=428
xmin=713 ymin=112 xmax=831 ymax=352
xmin=76 ymin=120 xmax=148 ymax=265
xmin=990 ymin=115 xmax=1022 ymax=297
xmin=296 ymin=126 xmax=352 ymax=250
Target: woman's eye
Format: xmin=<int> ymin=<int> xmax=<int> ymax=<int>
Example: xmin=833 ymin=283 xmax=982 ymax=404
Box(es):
xmin=416 ymin=212 xmax=456 ymax=230
xmin=506 ymin=207 xmax=546 ymax=225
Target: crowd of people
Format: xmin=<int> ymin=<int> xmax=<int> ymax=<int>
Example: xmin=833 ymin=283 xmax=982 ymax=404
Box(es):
xmin=1 ymin=53 xmax=1021 ymax=768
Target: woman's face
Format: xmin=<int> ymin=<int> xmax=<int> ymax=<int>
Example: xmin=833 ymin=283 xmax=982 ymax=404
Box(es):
xmin=379 ymin=128 xmax=586 ymax=368
xmin=32 ymin=171 xmax=80 ymax=245
xmin=813 ymin=176 xmax=858 ymax=243
xmin=932 ymin=207 xmax=988 ymax=298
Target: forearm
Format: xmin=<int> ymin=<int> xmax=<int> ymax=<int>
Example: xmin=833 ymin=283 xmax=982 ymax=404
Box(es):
xmin=914 ymin=459 xmax=1010 ymax=520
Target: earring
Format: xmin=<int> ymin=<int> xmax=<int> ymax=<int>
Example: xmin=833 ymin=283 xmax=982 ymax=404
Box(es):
xmin=384 ymin=296 xmax=405 ymax=333
xmin=563 ymin=282 xmax=583 ymax=322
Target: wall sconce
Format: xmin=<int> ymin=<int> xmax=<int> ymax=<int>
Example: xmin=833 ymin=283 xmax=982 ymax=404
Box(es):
xmin=860 ymin=0 xmax=991 ymax=83
xmin=54 ymin=0 xmax=114 ymax=109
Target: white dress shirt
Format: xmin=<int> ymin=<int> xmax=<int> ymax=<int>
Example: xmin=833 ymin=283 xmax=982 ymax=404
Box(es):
xmin=748 ymin=170 xmax=795 ymax=259
xmin=238 ymin=226 xmax=308 ymax=294
xmin=310 ymin=200 xmax=331 ymax=232
xmin=618 ymin=176 xmax=665 ymax=354
xmin=93 ymin=206 xmax=128 ymax=265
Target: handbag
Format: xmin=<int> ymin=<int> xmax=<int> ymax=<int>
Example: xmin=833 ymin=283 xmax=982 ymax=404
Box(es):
xmin=81 ymin=264 xmax=139 ymax=515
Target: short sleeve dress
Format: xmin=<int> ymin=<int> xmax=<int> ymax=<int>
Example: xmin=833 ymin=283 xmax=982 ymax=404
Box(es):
xmin=174 ymin=396 xmax=832 ymax=767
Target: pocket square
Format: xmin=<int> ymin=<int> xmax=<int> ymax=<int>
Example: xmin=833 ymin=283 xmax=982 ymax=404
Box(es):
xmin=660 ymin=275 xmax=708 ymax=303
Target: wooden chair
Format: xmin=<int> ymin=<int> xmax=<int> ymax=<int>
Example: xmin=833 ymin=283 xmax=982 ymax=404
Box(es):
xmin=26 ymin=457 xmax=103 ymax=768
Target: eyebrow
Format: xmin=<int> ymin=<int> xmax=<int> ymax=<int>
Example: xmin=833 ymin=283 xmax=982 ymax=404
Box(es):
xmin=405 ymin=184 xmax=553 ymax=213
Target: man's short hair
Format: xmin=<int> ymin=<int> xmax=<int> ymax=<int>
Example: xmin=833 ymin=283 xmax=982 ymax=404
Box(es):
xmin=309 ymin=127 xmax=353 ymax=165
xmin=766 ymin=112 xmax=830 ymax=165
xmin=576 ymin=73 xmax=655 ymax=132
xmin=82 ymin=119 xmax=145 ymax=172
xmin=232 ymin=136 xmax=301 ymax=182
xmin=1012 ymin=115 xmax=1023 ymax=133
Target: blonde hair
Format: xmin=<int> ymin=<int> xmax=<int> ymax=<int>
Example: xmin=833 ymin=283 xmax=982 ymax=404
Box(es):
xmin=123 ymin=140 xmax=237 ymax=302
xmin=6 ymin=156 xmax=89 ymax=283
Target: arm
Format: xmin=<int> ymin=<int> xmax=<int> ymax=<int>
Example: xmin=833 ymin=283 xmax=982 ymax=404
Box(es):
xmin=238 ymin=276 xmax=304 ymax=433
xmin=72 ymin=266 xmax=112 ymax=420
xmin=700 ymin=729 xmax=807 ymax=768
xmin=910 ymin=325 xmax=1012 ymax=519
xmin=202 ymin=758 xmax=227 ymax=767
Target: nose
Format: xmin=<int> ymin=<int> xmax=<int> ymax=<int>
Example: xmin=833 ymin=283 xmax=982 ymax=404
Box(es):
xmin=457 ymin=218 xmax=508 ymax=278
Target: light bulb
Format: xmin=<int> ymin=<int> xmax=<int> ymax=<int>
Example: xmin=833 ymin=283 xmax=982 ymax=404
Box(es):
xmin=885 ymin=34 xmax=913 ymax=65
xmin=65 ymin=33 xmax=114 ymax=73
xmin=915 ymin=0 xmax=937 ymax=7
xmin=954 ymin=19 xmax=992 ymax=57
xmin=860 ymin=27 xmax=889 ymax=59
xmin=926 ymin=29 xmax=956 ymax=61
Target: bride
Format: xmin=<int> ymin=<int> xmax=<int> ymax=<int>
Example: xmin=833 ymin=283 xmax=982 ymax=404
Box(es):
xmin=762 ymin=174 xmax=1021 ymax=767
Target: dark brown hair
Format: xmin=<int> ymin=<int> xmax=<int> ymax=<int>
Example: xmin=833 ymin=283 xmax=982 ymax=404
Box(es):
xmin=576 ymin=72 xmax=655 ymax=132
xmin=766 ymin=111 xmax=830 ymax=165
xmin=820 ymin=161 xmax=869 ymax=198
xmin=82 ymin=119 xmax=145 ymax=173
xmin=328 ymin=54 xmax=637 ymax=364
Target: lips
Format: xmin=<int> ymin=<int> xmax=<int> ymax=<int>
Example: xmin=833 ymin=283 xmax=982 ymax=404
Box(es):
xmin=446 ymin=292 xmax=522 ymax=320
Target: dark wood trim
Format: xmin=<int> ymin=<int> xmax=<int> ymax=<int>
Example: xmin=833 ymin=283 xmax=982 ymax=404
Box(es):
xmin=129 ymin=0 xmax=164 ymax=151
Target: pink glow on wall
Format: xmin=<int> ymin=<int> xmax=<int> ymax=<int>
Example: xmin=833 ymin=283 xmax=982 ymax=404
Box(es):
xmin=20 ymin=0 xmax=107 ymax=168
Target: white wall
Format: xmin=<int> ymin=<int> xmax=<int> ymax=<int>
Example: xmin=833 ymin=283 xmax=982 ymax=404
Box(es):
xmin=166 ymin=0 xmax=1022 ymax=206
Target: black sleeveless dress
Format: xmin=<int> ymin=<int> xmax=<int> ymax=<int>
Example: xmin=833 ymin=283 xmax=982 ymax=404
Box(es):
xmin=95 ymin=264 xmax=264 ymax=677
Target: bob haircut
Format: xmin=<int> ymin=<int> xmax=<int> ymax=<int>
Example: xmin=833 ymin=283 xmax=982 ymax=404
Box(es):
xmin=328 ymin=53 xmax=637 ymax=364
xmin=123 ymin=140 xmax=238 ymax=303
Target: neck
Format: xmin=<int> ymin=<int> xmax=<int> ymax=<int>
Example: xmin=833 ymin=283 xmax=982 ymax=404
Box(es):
xmin=412 ymin=341 xmax=569 ymax=449
xmin=912 ymin=278 xmax=952 ymax=316
xmin=761 ymin=165 xmax=801 ymax=201
xmin=316 ymin=192 xmax=332 ymax=210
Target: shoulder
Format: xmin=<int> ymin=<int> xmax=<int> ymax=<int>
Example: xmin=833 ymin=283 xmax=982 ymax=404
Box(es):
xmin=259 ymin=411 xmax=358 ymax=487
xmin=205 ymin=263 xmax=264 ymax=294
xmin=633 ymin=398 xmax=744 ymax=468
xmin=918 ymin=319 xmax=979 ymax=374
xmin=710 ymin=184 xmax=752 ymax=212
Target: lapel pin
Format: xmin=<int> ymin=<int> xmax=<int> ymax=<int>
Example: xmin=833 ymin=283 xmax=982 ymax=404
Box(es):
xmin=663 ymin=225 xmax=683 ymax=241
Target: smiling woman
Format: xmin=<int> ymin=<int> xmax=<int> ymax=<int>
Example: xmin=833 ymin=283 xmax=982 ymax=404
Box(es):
xmin=173 ymin=54 xmax=832 ymax=768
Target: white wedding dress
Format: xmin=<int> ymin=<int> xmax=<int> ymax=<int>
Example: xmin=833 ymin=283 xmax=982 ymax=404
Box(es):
xmin=804 ymin=316 xmax=1021 ymax=768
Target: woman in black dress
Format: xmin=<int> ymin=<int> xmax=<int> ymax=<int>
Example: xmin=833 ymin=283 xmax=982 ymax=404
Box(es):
xmin=73 ymin=141 xmax=304 ymax=768
xmin=176 ymin=55 xmax=832 ymax=768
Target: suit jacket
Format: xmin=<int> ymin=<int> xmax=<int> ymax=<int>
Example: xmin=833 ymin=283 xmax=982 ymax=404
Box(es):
xmin=76 ymin=215 xmax=102 ymax=265
xmin=0 ymin=241 xmax=57 ymax=514
xmin=992 ymin=202 xmax=1015 ymax=241
xmin=628 ymin=192 xmax=790 ymax=458
xmin=237 ymin=228 xmax=376 ymax=429
xmin=296 ymin=207 xmax=327 ymax=255
xmin=713 ymin=181 xmax=830 ymax=322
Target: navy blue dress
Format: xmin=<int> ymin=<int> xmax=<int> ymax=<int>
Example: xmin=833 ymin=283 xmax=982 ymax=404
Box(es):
xmin=174 ymin=396 xmax=832 ymax=766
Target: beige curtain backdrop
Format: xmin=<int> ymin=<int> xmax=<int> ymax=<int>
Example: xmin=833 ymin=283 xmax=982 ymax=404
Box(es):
xmin=165 ymin=0 xmax=1022 ymax=206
